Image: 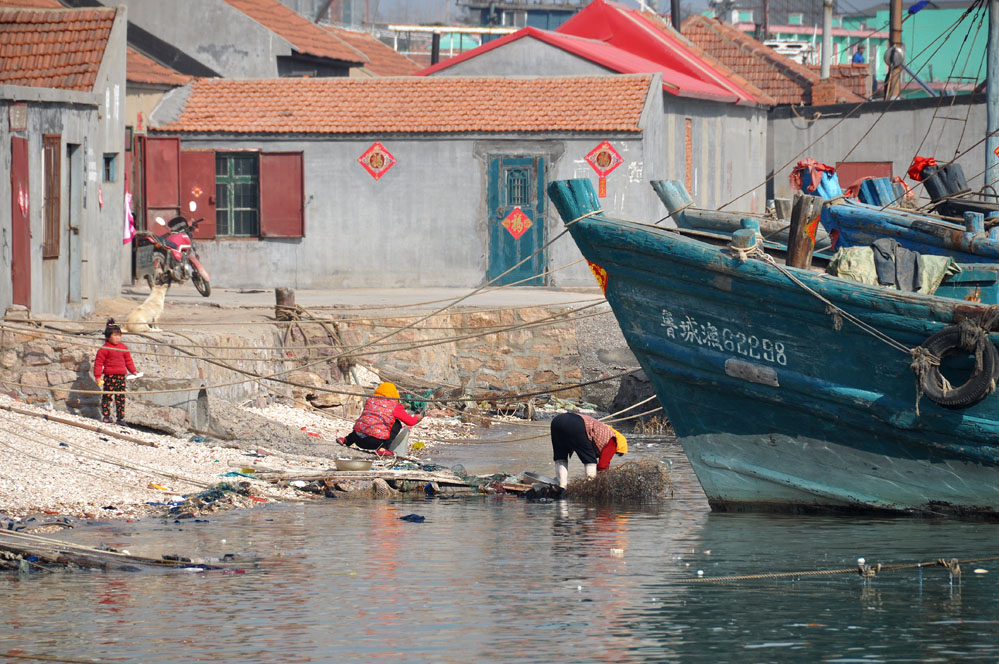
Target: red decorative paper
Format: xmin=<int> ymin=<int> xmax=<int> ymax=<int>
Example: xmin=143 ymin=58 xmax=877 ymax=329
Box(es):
xmin=501 ymin=206 xmax=533 ymax=240
xmin=358 ymin=142 xmax=396 ymax=180
xmin=587 ymin=260 xmax=608 ymax=293
xmin=585 ymin=141 xmax=623 ymax=198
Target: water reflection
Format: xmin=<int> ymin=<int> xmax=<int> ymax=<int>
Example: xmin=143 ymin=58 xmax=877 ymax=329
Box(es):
xmin=0 ymin=439 xmax=995 ymax=663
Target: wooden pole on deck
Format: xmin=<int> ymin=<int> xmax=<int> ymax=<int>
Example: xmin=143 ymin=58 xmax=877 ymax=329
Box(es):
xmin=787 ymin=194 xmax=824 ymax=269
xmin=275 ymin=287 xmax=296 ymax=320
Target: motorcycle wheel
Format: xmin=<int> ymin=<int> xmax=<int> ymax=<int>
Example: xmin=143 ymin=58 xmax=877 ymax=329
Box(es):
xmin=192 ymin=270 xmax=211 ymax=297
xmin=151 ymin=251 xmax=168 ymax=288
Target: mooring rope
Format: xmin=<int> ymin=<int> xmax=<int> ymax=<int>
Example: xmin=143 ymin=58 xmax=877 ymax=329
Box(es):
xmin=676 ymin=555 xmax=999 ymax=584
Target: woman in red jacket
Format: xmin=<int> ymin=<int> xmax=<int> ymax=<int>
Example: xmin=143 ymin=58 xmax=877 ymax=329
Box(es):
xmin=342 ymin=382 xmax=422 ymax=456
xmin=93 ymin=319 xmax=137 ymax=424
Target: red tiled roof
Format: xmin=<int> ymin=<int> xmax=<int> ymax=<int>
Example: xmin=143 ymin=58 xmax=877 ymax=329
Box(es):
xmin=0 ymin=6 xmax=116 ymax=91
xmin=127 ymin=48 xmax=192 ymax=87
xmin=682 ymin=15 xmax=865 ymax=106
xmin=221 ymin=0 xmax=365 ymax=65
xmin=324 ymin=27 xmax=420 ymax=76
xmin=418 ymin=27 xmax=751 ymax=104
xmin=152 ymin=75 xmax=654 ymax=134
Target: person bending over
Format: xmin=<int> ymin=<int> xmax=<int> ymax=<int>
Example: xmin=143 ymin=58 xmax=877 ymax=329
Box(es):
xmin=550 ymin=412 xmax=628 ymax=488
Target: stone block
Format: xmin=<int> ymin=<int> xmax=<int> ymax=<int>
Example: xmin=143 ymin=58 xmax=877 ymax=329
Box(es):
xmin=518 ymin=308 xmax=552 ymax=324
xmin=286 ymin=371 xmax=323 ymax=388
xmin=514 ymin=356 xmax=540 ymax=371
xmin=532 ymin=370 xmax=559 ymax=385
xmin=47 ymin=369 xmax=77 ymax=386
xmin=464 ymin=311 xmax=502 ymax=328
xmin=22 ymin=343 xmax=55 ymax=366
xmin=0 ymin=350 xmax=17 ymax=369
xmin=530 ymin=343 xmax=562 ymax=356
xmin=485 ymin=358 xmax=506 ymax=371
xmin=388 ymin=349 xmax=420 ymax=363
xmin=20 ymin=371 xmax=50 ymax=397
xmin=458 ymin=357 xmax=482 ymax=373
xmin=504 ymin=372 xmax=530 ymax=388
xmin=564 ymin=368 xmax=583 ymax=381
xmin=59 ymin=350 xmax=86 ymax=369
xmin=541 ymin=326 xmax=573 ymax=341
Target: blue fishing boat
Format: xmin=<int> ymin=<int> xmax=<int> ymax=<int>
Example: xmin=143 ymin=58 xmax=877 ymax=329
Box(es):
xmin=549 ymin=178 xmax=999 ymax=517
xmin=798 ymin=166 xmax=999 ymax=264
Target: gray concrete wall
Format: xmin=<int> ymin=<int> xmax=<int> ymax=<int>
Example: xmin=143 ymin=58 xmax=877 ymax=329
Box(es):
xmin=663 ymin=98 xmax=769 ymax=213
xmin=0 ymin=6 xmax=127 ymax=320
xmin=428 ymin=37 xmax=768 ymax=214
xmin=172 ymin=130 xmax=661 ymax=290
xmin=769 ymin=95 xmax=987 ymax=202
xmin=429 ymin=37 xmax=615 ymax=77
xmin=116 ymin=0 xmax=294 ymax=78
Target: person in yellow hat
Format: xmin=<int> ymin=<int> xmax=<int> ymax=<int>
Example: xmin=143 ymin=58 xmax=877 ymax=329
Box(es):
xmin=342 ymin=382 xmax=422 ymax=456
xmin=550 ymin=412 xmax=628 ymax=488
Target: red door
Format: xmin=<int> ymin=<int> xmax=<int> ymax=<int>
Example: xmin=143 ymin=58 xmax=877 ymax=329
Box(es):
xmin=180 ymin=150 xmax=216 ymax=239
xmin=10 ymin=137 xmax=30 ymax=306
xmin=141 ymin=136 xmax=181 ymax=235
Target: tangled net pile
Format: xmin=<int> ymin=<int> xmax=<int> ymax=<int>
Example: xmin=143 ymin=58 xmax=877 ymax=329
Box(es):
xmin=566 ymin=458 xmax=673 ymax=502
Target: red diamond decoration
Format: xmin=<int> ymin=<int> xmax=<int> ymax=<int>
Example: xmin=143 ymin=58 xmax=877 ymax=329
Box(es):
xmin=501 ymin=206 xmax=533 ymax=240
xmin=358 ymin=142 xmax=396 ymax=180
xmin=585 ymin=140 xmax=623 ymax=176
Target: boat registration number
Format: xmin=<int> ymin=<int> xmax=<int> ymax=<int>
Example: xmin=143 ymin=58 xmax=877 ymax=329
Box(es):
xmin=660 ymin=308 xmax=787 ymax=366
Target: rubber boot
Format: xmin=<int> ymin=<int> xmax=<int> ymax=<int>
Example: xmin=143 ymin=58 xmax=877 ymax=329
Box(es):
xmin=585 ymin=464 xmax=597 ymax=479
xmin=555 ymin=459 xmax=569 ymax=488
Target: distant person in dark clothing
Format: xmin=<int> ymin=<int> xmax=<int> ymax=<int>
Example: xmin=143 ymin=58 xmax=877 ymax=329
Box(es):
xmin=550 ymin=412 xmax=628 ymax=488
xmin=852 ymin=45 xmax=866 ymax=64
xmin=342 ymin=382 xmax=421 ymax=456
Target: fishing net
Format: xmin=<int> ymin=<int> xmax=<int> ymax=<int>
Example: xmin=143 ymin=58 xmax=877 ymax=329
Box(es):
xmin=566 ymin=458 xmax=673 ymax=503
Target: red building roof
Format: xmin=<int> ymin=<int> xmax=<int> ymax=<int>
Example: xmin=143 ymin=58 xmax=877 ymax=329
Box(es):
xmin=0 ymin=6 xmax=116 ymax=91
xmin=418 ymin=27 xmax=751 ymax=104
xmin=323 ymin=26 xmax=420 ymax=76
xmin=556 ymin=0 xmax=763 ymax=105
xmin=153 ymin=75 xmax=654 ymax=134
xmin=222 ymin=0 xmax=365 ymax=65
xmin=683 ymin=15 xmax=866 ymax=105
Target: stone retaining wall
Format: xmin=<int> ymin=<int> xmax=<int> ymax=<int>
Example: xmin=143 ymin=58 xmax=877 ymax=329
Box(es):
xmin=0 ymin=304 xmax=597 ymax=419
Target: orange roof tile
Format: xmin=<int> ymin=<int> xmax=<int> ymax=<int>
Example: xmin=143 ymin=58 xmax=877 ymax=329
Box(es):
xmin=222 ymin=0 xmax=365 ymax=65
xmin=153 ymin=75 xmax=653 ymax=134
xmin=681 ymin=15 xmax=865 ymax=106
xmin=0 ymin=6 xmax=116 ymax=91
xmin=127 ymin=48 xmax=192 ymax=87
xmin=323 ymin=26 xmax=420 ymax=76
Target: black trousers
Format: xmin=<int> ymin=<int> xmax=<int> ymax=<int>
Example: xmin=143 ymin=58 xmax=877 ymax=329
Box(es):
xmin=551 ymin=413 xmax=599 ymax=464
xmin=345 ymin=420 xmax=402 ymax=450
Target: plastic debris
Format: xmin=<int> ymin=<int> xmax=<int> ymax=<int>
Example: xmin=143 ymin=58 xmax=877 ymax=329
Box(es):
xmin=399 ymin=514 xmax=425 ymax=523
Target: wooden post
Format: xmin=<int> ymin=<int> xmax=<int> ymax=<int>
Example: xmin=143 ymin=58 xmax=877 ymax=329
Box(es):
xmin=787 ymin=194 xmax=824 ymax=269
xmin=275 ymin=287 xmax=296 ymax=320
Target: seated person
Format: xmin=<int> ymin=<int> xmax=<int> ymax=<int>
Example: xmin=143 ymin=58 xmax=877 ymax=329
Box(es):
xmin=343 ymin=382 xmax=421 ymax=456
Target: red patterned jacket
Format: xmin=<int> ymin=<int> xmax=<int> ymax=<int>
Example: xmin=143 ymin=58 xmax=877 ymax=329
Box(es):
xmin=354 ymin=396 xmax=419 ymax=440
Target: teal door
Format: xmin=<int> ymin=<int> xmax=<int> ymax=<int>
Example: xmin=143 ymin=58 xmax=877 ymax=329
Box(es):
xmin=487 ymin=155 xmax=546 ymax=285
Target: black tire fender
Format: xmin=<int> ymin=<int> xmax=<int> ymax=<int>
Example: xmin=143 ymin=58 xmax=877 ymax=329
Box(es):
xmin=915 ymin=324 xmax=999 ymax=409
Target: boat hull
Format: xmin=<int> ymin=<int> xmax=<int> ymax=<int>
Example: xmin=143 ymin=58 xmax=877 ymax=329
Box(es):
xmin=549 ymin=179 xmax=999 ymax=517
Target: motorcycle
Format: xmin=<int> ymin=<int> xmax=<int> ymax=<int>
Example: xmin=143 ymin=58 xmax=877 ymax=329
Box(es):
xmin=134 ymin=201 xmax=211 ymax=297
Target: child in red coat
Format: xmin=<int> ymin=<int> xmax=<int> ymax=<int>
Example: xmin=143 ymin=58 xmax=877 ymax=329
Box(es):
xmin=93 ymin=319 xmax=137 ymax=424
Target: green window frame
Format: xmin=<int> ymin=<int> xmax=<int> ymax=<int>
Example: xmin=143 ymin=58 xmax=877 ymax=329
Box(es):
xmin=788 ymin=13 xmax=804 ymax=25
xmin=216 ymin=152 xmax=259 ymax=237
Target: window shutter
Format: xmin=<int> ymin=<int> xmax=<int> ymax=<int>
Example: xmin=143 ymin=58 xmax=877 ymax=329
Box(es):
xmin=180 ymin=150 xmax=216 ymax=239
xmin=42 ymin=135 xmax=61 ymax=259
xmin=259 ymin=152 xmax=304 ymax=238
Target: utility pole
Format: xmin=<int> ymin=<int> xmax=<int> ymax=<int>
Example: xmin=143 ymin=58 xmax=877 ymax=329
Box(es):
xmin=989 ymin=0 xmax=999 ymax=191
xmin=821 ymin=0 xmax=832 ymax=79
xmin=886 ymin=0 xmax=903 ymax=99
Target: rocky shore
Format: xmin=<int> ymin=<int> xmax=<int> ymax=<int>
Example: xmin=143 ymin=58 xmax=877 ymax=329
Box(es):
xmin=0 ymin=393 xmax=474 ymax=525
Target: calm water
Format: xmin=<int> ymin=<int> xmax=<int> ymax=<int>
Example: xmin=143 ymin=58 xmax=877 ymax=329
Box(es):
xmin=1 ymin=434 xmax=997 ymax=663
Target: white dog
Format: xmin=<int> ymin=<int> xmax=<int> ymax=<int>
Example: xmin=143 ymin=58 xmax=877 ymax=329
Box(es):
xmin=124 ymin=284 xmax=168 ymax=333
